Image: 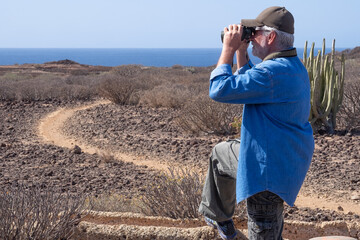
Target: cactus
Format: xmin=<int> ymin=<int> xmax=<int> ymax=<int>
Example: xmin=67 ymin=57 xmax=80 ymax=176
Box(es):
xmin=304 ymin=39 xmax=345 ymax=133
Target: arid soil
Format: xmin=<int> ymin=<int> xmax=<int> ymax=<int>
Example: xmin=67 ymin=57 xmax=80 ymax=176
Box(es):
xmin=62 ymin=101 xmax=360 ymax=223
xmin=1 ymin=98 xmax=358 ymax=225
xmin=0 ymin=101 xmax=157 ymax=198
xmin=1 ymin=52 xmax=360 ymax=238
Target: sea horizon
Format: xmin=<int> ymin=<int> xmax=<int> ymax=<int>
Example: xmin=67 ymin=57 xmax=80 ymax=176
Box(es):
xmin=0 ymin=47 xmax=352 ymax=67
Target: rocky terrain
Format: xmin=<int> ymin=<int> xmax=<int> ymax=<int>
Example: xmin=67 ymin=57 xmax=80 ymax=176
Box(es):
xmin=64 ymin=102 xmax=360 ymax=222
xmin=1 ymin=99 xmax=359 ymax=225
xmin=1 ymin=49 xmax=360 ymax=238
xmin=0 ymin=101 xmax=157 ymax=198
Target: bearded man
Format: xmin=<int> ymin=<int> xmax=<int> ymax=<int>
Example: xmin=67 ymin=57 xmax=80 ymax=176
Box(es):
xmin=199 ymin=6 xmax=314 ymax=240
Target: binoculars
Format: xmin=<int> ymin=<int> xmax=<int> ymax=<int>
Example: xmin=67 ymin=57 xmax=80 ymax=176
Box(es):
xmin=221 ymin=26 xmax=255 ymax=43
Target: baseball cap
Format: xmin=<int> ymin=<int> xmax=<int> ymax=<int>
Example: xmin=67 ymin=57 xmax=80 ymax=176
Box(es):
xmin=241 ymin=6 xmax=294 ymax=34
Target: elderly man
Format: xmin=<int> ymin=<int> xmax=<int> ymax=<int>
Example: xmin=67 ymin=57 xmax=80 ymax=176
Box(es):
xmin=199 ymin=6 xmax=314 ymax=240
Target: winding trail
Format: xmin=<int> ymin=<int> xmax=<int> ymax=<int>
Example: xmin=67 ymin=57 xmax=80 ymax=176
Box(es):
xmin=38 ymin=100 xmax=170 ymax=172
xmin=37 ymin=100 xmax=360 ymax=216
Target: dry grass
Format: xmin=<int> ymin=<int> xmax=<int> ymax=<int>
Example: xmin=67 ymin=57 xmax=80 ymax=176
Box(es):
xmin=337 ymin=81 xmax=360 ymax=132
xmin=139 ymin=83 xmax=193 ymax=109
xmin=176 ymin=94 xmax=243 ymax=135
xmin=88 ymin=193 xmax=143 ymax=213
xmin=0 ymin=183 xmax=85 ymax=240
xmin=0 ymin=73 xmax=98 ymax=101
xmin=85 ymin=166 xmax=248 ymax=220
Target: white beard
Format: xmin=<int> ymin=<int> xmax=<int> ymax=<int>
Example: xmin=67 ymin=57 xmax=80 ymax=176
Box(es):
xmin=251 ymin=37 xmax=268 ymax=60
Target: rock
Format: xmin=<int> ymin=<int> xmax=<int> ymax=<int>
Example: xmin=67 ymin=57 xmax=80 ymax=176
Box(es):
xmin=337 ymin=206 xmax=344 ymax=211
xmin=350 ymin=194 xmax=360 ymax=200
xmin=73 ymin=145 xmax=82 ymax=154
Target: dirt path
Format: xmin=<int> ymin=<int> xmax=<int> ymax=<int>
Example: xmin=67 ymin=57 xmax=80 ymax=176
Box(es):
xmin=295 ymin=193 xmax=360 ymax=216
xmin=37 ymin=101 xmax=360 ymax=216
xmin=38 ymin=100 xmax=170 ymax=172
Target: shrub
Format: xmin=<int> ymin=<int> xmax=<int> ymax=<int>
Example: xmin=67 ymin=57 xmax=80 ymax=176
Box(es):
xmin=176 ymin=95 xmax=243 ymax=135
xmin=138 ymin=167 xmax=247 ymax=220
xmin=98 ymin=76 xmax=141 ymax=105
xmin=87 ymin=193 xmax=143 ymax=213
xmin=139 ymin=168 xmax=204 ymax=219
xmin=0 ymin=183 xmax=85 ymax=240
xmin=97 ymin=66 xmax=158 ymax=105
xmin=110 ymin=64 xmax=143 ymax=77
xmin=0 ymin=73 xmax=98 ymax=102
xmin=337 ymin=81 xmax=360 ymax=132
xmin=0 ymin=85 xmax=16 ymax=101
xmin=139 ymin=83 xmax=192 ymax=109
xmin=171 ymin=64 xmax=183 ymax=70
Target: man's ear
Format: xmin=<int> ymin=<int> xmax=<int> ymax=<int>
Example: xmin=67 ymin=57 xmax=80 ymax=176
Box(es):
xmin=267 ymin=31 xmax=276 ymax=45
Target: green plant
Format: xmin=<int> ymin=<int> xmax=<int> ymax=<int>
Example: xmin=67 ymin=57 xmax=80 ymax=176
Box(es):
xmin=303 ymin=39 xmax=345 ymax=133
xmin=229 ymin=116 xmax=242 ymax=136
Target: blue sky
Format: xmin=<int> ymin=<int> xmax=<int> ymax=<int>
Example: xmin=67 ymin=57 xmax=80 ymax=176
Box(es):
xmin=1 ymin=0 xmax=359 ymax=49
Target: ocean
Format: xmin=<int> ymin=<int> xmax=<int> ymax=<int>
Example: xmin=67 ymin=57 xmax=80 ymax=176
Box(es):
xmin=0 ymin=48 xmax=348 ymax=67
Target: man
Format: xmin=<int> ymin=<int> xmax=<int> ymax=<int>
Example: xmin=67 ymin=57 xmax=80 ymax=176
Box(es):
xmin=199 ymin=6 xmax=314 ymax=240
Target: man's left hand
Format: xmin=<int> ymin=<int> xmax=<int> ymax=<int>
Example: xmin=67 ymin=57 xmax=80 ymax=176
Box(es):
xmin=217 ymin=24 xmax=249 ymax=67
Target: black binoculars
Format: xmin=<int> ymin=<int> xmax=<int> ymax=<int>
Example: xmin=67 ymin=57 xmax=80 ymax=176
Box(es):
xmin=221 ymin=26 xmax=255 ymax=43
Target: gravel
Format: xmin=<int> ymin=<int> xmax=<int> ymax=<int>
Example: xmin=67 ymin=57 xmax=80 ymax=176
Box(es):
xmin=1 ymin=100 xmax=359 ymax=223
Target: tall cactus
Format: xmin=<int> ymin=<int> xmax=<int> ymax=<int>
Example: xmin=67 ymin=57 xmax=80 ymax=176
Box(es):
xmin=304 ymin=39 xmax=345 ymax=133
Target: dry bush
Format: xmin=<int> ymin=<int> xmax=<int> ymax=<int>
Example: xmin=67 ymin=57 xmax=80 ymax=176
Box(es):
xmin=0 ymin=85 xmax=16 ymax=101
xmin=98 ymin=76 xmax=142 ymax=105
xmin=335 ymin=54 xmax=360 ymax=84
xmin=138 ymin=167 xmax=247 ymax=220
xmin=176 ymin=95 xmax=243 ymax=135
xmin=110 ymin=64 xmax=143 ymax=77
xmin=0 ymin=183 xmax=85 ymax=240
xmin=171 ymin=64 xmax=183 ymax=70
xmin=99 ymin=152 xmax=119 ymax=164
xmin=0 ymin=73 xmax=98 ymax=102
xmin=138 ymin=68 xmax=209 ymax=109
xmin=55 ymin=85 xmax=94 ymax=101
xmin=337 ymin=81 xmax=360 ymax=131
xmin=87 ymin=193 xmax=143 ymax=213
xmin=0 ymin=72 xmax=25 ymax=82
xmin=98 ymin=65 xmax=158 ymax=105
xmin=139 ymin=83 xmax=193 ymax=108
xmin=139 ymin=168 xmax=204 ymax=219
xmin=0 ymin=64 xmax=212 ymax=104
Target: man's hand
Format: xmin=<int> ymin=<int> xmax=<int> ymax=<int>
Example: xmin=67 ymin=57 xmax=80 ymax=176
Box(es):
xmin=217 ymin=24 xmax=249 ymax=67
xmin=223 ymin=24 xmax=243 ymax=53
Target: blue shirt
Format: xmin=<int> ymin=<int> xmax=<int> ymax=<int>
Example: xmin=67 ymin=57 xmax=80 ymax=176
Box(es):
xmin=209 ymin=52 xmax=314 ymax=206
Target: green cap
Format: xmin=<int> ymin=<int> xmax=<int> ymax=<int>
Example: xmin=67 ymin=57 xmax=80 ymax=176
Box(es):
xmin=241 ymin=6 xmax=294 ymax=34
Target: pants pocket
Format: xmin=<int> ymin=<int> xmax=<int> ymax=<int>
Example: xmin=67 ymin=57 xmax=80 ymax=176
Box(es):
xmin=249 ymin=217 xmax=273 ymax=232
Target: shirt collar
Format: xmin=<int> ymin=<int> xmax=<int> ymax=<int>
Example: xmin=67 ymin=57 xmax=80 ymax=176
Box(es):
xmin=263 ymin=48 xmax=297 ymax=62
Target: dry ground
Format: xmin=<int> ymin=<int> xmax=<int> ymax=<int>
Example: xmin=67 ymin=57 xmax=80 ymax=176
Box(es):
xmin=1 ymin=100 xmax=359 ymax=224
xmin=1 ymin=51 xmax=360 ymax=238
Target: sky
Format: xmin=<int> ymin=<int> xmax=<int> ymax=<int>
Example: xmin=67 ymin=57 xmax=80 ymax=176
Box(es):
xmin=1 ymin=0 xmax=359 ymax=49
